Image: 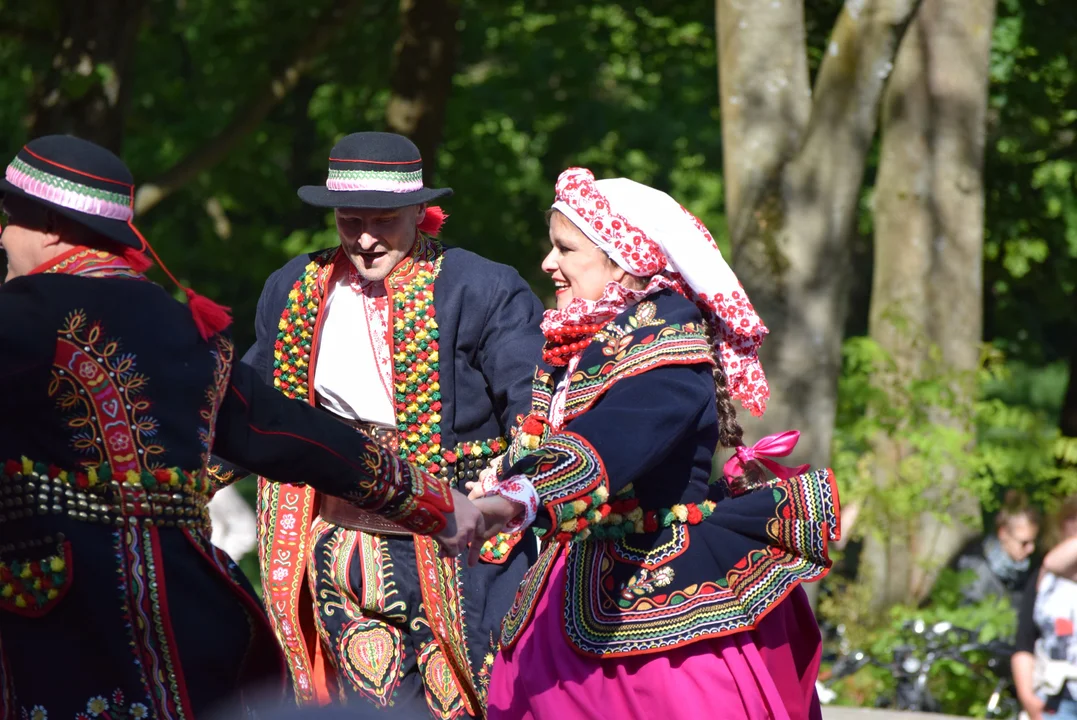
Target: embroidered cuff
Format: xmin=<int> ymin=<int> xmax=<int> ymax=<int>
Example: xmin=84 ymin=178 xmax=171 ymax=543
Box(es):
xmin=488 ymin=475 xmax=539 ymax=532
xmin=504 ymin=431 xmax=610 ymax=542
xmin=506 ymin=414 xmax=552 ymax=467
xmin=206 ymin=461 xmax=240 ymax=490
xmin=339 ymin=435 xmax=454 ymax=534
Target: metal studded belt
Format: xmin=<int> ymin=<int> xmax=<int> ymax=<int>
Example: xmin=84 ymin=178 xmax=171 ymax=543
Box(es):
xmin=0 ymin=462 xmax=210 ymax=531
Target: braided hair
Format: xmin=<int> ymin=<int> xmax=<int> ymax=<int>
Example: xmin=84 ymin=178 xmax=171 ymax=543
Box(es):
xmin=710 ymin=338 xmax=768 ymax=491
xmin=713 ymin=361 xmax=745 ymax=450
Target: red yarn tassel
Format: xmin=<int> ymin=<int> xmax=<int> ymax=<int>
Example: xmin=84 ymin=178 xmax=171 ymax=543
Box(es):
xmin=417 ymin=205 xmax=447 ymax=237
xmin=122 ymin=246 xmax=153 ymax=273
xmin=184 ymin=288 xmax=233 ymax=340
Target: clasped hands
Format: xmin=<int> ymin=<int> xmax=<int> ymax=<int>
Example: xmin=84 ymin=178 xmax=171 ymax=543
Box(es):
xmin=433 ymin=467 xmax=522 ymax=565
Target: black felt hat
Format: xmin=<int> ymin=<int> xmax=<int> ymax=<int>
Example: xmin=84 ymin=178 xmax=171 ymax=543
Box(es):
xmin=0 ymin=134 xmax=145 ymax=251
xmin=297 ymin=132 xmax=453 ymax=209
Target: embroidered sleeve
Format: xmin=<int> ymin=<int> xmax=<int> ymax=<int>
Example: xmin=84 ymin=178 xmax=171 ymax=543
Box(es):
xmin=498 ymin=432 xmax=610 ymax=542
xmin=500 ymin=362 xmax=716 ymax=542
xmin=213 ymin=361 xmax=454 ymax=534
xmin=347 ymin=435 xmax=456 ymax=534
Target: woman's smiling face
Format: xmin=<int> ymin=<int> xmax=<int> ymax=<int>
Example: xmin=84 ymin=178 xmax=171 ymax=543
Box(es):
xmin=541 ymin=211 xmax=628 ymax=309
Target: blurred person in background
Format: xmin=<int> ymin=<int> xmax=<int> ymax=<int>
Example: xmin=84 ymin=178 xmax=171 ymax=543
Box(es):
xmin=958 ymin=491 xmax=1042 ymax=607
xmin=1013 ymin=497 xmax=1077 ymax=720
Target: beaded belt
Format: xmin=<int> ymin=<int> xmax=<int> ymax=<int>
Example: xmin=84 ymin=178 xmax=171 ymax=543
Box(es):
xmin=0 ymin=459 xmax=211 ymax=531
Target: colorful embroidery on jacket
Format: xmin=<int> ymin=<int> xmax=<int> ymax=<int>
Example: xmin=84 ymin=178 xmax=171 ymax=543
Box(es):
xmin=558 ymin=468 xmax=839 ymax=657
xmin=50 ymin=311 xmax=162 ymax=473
xmin=17 ymin=688 xmax=154 ymax=720
xmin=563 ymin=315 xmax=713 ymax=423
xmin=197 ymin=335 xmax=234 ymax=468
xmin=42 ymin=248 xmax=144 ymax=280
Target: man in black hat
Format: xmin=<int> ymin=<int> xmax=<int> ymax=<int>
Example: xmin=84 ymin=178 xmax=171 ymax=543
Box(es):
xmin=0 ymin=135 xmax=480 ymax=718
xmin=237 ymin=132 xmax=543 ymax=716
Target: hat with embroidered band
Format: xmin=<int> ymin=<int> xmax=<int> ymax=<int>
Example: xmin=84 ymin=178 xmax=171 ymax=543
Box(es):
xmin=297 ymin=131 xmax=453 ymax=209
xmin=0 ymin=134 xmax=232 ymax=340
xmin=0 ymin=134 xmax=145 ymax=251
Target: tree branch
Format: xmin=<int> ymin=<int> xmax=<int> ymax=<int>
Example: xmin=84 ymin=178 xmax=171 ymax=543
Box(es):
xmin=134 ymin=0 xmax=364 ymax=216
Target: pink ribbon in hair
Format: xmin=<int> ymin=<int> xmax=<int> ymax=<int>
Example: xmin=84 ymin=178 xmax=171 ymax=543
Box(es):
xmin=722 ymin=430 xmax=810 ymax=481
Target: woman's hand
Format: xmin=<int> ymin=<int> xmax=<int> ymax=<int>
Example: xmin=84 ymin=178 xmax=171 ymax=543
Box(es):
xmin=465 ymin=463 xmax=501 ymax=500
xmin=473 ymin=495 xmax=524 ymax=538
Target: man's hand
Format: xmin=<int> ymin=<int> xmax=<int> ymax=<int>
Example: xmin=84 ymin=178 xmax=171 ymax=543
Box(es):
xmin=473 ymin=495 xmax=524 ymax=539
xmin=434 ymin=489 xmax=486 ymax=566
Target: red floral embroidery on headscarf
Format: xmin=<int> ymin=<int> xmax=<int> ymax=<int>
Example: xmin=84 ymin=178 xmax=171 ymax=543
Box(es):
xmin=550 ymin=168 xmax=770 ymax=416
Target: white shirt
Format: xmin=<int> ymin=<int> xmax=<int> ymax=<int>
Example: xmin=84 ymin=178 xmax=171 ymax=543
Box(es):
xmin=313 ymin=270 xmax=396 ymax=427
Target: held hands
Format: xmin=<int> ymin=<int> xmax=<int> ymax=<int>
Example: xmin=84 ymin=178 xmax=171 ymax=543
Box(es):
xmin=434 ymin=489 xmax=487 ymax=566
xmin=434 ymin=490 xmax=525 ymax=566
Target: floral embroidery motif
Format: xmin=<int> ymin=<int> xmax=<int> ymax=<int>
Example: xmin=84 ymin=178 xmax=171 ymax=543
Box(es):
xmin=49 ymin=311 xmax=162 ymax=472
xmin=618 ymin=567 xmax=675 ymax=607
xmin=19 ymin=689 xmax=152 ymax=720
xmin=594 ymin=301 xmax=665 ymax=357
xmin=474 ymin=642 xmax=496 ymax=704
xmin=413 ymin=537 xmax=479 ymax=716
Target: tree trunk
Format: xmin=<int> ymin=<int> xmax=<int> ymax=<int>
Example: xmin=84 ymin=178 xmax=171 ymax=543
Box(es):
xmin=29 ymin=0 xmax=146 ymax=152
xmin=863 ymin=0 xmax=997 ymax=608
xmin=717 ymin=0 xmax=924 ymax=469
xmin=384 ymin=0 xmax=461 ymax=182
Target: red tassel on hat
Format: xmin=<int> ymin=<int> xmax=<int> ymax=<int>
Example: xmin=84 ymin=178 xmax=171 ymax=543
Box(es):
xmin=184 ymin=288 xmax=233 ymax=339
xmin=417 ymin=205 xmax=447 ymax=237
xmin=122 ymin=246 xmax=153 ymax=273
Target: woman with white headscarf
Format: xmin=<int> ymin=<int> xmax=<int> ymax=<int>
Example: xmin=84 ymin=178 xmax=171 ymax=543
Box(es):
xmin=468 ymin=168 xmax=840 ymax=719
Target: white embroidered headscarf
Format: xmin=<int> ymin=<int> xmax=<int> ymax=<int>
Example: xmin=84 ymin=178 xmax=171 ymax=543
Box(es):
xmin=549 ymin=167 xmax=770 ymax=417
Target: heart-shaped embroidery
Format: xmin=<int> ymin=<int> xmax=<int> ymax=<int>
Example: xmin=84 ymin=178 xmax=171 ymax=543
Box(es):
xmin=420 ymin=647 xmax=459 ymax=710
xmin=342 ymin=624 xmax=402 ymax=704
xmin=101 ymin=399 xmax=120 ymax=419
